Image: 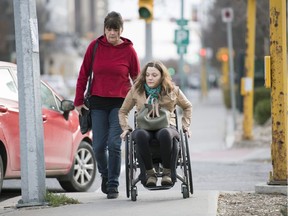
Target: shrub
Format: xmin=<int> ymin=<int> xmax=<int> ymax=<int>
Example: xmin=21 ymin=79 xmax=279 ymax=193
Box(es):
xmin=253 ymin=87 xmax=271 ymax=110
xmin=254 ymin=99 xmax=271 ymax=125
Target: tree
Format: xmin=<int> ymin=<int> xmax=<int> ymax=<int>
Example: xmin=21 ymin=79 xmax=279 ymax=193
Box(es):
xmin=201 ymin=0 xmax=269 ymax=72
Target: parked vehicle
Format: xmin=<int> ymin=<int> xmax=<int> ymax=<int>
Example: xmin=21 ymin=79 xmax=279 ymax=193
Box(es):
xmin=0 ymin=61 xmax=96 ymax=194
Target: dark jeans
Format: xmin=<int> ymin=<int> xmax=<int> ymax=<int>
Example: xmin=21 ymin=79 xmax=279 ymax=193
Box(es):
xmin=132 ymin=127 xmax=180 ymax=170
xmin=91 ymin=108 xmax=122 ymax=190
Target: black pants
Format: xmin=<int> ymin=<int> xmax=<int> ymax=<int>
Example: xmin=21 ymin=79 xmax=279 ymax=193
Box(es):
xmin=132 ymin=126 xmax=180 ymax=170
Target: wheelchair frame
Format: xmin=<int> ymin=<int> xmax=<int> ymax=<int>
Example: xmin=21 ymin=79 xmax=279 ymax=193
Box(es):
xmin=125 ymin=110 xmax=193 ymax=201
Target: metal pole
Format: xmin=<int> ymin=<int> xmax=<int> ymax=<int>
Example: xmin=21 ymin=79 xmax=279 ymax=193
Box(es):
xmin=227 ymin=21 xmax=237 ymax=130
xmin=268 ymin=0 xmax=287 ymax=185
xmin=178 ymin=0 xmax=185 ymax=90
xmin=200 ymin=55 xmax=208 ymax=98
xmin=145 ymin=22 xmax=153 ymax=62
xmin=242 ymin=0 xmax=256 ymax=140
xmin=13 ymin=0 xmax=46 ymax=206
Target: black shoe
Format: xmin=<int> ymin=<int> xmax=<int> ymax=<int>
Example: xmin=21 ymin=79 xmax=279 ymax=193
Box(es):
xmin=107 ymin=188 xmax=119 ymax=199
xmin=101 ymin=177 xmax=108 ymax=194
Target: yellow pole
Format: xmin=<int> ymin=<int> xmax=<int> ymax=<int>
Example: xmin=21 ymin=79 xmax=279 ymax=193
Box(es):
xmin=242 ymin=0 xmax=256 ymax=140
xmin=268 ymin=0 xmax=287 ymax=184
xmin=200 ymin=55 xmax=208 ymax=98
xmin=222 ymin=61 xmax=229 ymax=86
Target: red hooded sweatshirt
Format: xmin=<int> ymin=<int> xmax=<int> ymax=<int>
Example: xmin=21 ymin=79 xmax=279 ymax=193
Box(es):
xmin=74 ymin=35 xmax=140 ymax=107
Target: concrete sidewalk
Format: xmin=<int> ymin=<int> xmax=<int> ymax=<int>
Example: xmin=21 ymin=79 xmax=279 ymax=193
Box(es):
xmin=0 ymin=190 xmax=219 ymax=216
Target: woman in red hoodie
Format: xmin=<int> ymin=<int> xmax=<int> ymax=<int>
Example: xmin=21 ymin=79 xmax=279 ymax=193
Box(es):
xmin=74 ymin=11 xmax=140 ymax=199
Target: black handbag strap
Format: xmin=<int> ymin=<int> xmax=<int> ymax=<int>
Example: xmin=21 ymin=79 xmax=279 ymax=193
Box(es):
xmin=86 ymin=41 xmax=98 ymax=97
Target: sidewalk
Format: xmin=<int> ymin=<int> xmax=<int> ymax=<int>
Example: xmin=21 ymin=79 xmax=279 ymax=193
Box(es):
xmin=0 ymin=190 xmax=220 ymax=216
xmin=0 ymin=88 xmax=272 ymax=216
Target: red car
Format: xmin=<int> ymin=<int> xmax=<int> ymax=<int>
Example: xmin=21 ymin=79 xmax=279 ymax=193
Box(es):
xmin=0 ymin=61 xmax=96 ymax=194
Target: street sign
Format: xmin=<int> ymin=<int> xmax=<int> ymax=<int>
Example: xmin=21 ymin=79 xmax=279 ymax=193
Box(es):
xmin=221 ymin=8 xmax=234 ymax=23
xmin=176 ymin=19 xmax=188 ymax=26
xmin=174 ymin=29 xmax=189 ymax=46
xmin=177 ymin=45 xmax=187 ymax=54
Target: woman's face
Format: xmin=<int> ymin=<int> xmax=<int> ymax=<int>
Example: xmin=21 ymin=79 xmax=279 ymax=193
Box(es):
xmin=105 ymin=27 xmax=122 ymax=45
xmin=145 ymin=66 xmax=162 ymax=88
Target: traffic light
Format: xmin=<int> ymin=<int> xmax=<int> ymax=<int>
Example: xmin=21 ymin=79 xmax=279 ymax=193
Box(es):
xmin=216 ymin=47 xmax=229 ymax=62
xmin=220 ymin=53 xmax=228 ymax=62
xmin=138 ymin=0 xmax=153 ymax=23
xmin=199 ymin=48 xmax=206 ymax=57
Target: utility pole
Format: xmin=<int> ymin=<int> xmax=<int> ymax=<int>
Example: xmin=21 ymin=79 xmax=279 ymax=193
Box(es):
xmin=222 ymin=8 xmax=236 ymax=130
xmin=200 ymin=48 xmax=208 ymax=98
xmin=242 ymin=0 xmax=256 ymax=140
xmin=174 ymin=0 xmax=189 ymax=90
xmin=265 ymin=0 xmax=287 ymax=185
xmin=13 ymin=0 xmax=46 ymax=206
xmin=179 ymin=0 xmax=185 ymax=90
xmin=145 ymin=22 xmax=153 ymax=62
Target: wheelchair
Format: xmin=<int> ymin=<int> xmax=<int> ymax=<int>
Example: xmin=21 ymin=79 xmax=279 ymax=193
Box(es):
xmin=124 ymin=110 xmax=193 ymax=201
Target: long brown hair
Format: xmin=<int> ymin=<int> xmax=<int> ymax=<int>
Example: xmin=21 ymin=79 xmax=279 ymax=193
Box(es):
xmin=134 ymin=61 xmax=175 ymax=95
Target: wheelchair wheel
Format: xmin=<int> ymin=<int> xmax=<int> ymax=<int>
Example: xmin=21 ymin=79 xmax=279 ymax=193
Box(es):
xmin=180 ymin=130 xmax=190 ymax=198
xmin=184 ymin=132 xmax=194 ymax=194
xmin=125 ymin=133 xmax=131 ymax=198
xmin=131 ymin=186 xmax=137 ymax=201
xmin=129 ymin=135 xmax=139 ymax=197
xmin=181 ymin=184 xmax=189 ymax=199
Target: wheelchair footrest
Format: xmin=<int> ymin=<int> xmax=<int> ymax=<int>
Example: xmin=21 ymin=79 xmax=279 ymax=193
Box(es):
xmin=144 ymin=185 xmax=174 ymax=191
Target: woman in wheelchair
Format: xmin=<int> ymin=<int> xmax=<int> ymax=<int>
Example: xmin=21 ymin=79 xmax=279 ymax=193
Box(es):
xmin=119 ymin=60 xmax=192 ymax=188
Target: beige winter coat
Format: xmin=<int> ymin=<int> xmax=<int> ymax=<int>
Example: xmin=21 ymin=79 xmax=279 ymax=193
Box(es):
xmin=118 ymin=85 xmax=192 ymax=132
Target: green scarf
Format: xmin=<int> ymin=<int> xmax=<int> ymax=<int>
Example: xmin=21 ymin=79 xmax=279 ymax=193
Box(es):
xmin=144 ymin=83 xmax=161 ymax=104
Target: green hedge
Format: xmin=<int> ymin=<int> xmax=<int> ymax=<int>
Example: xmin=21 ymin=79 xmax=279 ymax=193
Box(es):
xmin=254 ymin=99 xmax=271 ymax=125
xmin=253 ymin=87 xmax=271 ymax=125
xmin=253 ymin=87 xmax=271 ymax=110
xmin=222 ymin=85 xmax=271 ymax=125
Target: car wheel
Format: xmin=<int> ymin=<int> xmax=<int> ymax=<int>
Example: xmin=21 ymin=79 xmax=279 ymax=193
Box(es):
xmin=58 ymin=141 xmax=96 ymax=192
xmin=0 ymin=155 xmax=3 ymax=195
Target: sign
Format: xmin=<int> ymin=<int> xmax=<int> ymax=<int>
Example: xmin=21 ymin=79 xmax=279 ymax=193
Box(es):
xmin=174 ymin=29 xmax=189 ymax=46
xmin=176 ymin=19 xmax=188 ymax=26
xmin=177 ymin=45 xmax=187 ymax=54
xmin=221 ymin=8 xmax=234 ymax=23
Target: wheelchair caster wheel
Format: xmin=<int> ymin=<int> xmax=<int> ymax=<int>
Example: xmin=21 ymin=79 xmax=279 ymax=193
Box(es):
xmin=182 ymin=184 xmax=189 ymax=199
xmin=131 ymin=187 xmax=137 ymax=201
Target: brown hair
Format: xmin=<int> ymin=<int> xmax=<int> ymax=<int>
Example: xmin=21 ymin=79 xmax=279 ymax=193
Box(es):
xmin=134 ymin=61 xmax=175 ymax=95
xmin=104 ymin=11 xmax=123 ymax=30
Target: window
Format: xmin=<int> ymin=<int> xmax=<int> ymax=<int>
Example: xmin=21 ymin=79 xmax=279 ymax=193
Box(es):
xmin=41 ymin=83 xmax=59 ymax=111
xmin=0 ymin=68 xmax=18 ymax=101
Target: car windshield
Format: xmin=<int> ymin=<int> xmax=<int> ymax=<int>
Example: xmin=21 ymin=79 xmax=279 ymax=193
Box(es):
xmin=0 ymin=68 xmax=18 ymax=101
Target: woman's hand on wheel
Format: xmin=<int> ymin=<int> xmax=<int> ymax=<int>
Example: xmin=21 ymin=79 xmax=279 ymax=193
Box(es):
xmin=183 ymin=128 xmax=191 ymax=138
xmin=120 ymin=130 xmax=130 ymax=140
